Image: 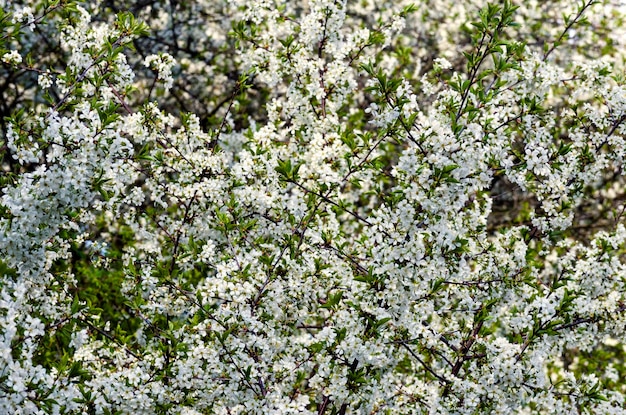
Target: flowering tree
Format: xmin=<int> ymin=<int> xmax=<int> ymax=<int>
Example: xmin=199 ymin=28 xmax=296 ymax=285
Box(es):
xmin=2 ymin=0 xmax=626 ymax=413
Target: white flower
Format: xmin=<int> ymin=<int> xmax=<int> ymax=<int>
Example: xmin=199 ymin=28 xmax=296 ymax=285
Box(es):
xmin=2 ymin=50 xmax=22 ymax=65
xmin=11 ymin=6 xmax=34 ymax=28
xmin=433 ymin=57 xmax=452 ymax=70
xmin=144 ymin=53 xmax=177 ymax=90
xmin=38 ymin=71 xmax=53 ymax=89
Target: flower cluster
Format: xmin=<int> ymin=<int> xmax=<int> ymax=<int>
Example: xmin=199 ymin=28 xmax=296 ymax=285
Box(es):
xmin=144 ymin=53 xmax=177 ymax=90
xmin=1 ymin=50 xmax=21 ymax=65
xmin=1 ymin=0 xmax=626 ymax=414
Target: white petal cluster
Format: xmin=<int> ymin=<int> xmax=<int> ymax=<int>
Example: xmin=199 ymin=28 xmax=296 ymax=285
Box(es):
xmin=2 ymin=0 xmax=626 ymax=414
xmin=144 ymin=53 xmax=177 ymax=90
xmin=1 ymin=50 xmax=22 ymax=65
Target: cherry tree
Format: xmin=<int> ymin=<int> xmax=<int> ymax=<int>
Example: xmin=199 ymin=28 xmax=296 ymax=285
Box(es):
xmin=1 ymin=0 xmax=626 ymax=413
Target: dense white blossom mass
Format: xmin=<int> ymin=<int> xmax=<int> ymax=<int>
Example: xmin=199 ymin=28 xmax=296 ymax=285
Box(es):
xmin=1 ymin=0 xmax=626 ymax=413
